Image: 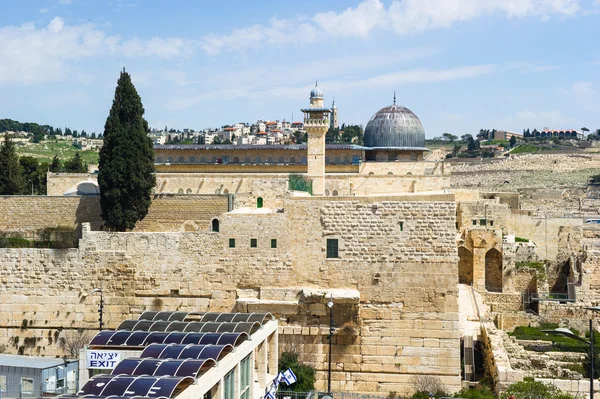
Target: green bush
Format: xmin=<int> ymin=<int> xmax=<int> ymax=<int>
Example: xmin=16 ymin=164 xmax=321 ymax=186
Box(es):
xmin=453 ymin=386 xmax=496 ymax=399
xmin=514 ymin=236 xmax=529 ymax=243
xmin=501 ymin=379 xmax=574 ymax=399
xmin=278 ymin=352 xmax=315 ymax=392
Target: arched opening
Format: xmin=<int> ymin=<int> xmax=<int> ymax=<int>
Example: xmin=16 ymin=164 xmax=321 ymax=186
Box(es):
xmin=200 ymin=157 xmax=207 ymax=163
xmin=156 ymin=156 xmax=162 ymax=163
xmin=278 ymin=157 xmax=284 ymax=163
xmin=178 ymin=156 xmax=184 ymax=163
xmin=335 ymin=156 xmax=341 ymax=164
xmin=332 ymin=190 xmax=339 ymax=196
xmin=325 ymin=189 xmax=330 ymax=196
xmin=178 ymin=188 xmax=184 ymax=194
xmin=257 ymin=197 xmax=263 ymax=208
xmin=224 ymin=188 xmax=229 ymax=194
xmin=256 ymin=156 xmax=262 ymax=163
xmin=551 ymin=260 xmax=573 ymax=298
xmin=189 ymin=156 xmax=196 ymax=163
xmin=300 ymin=157 xmax=307 ymax=164
xmin=290 ymin=157 xmax=296 ymax=164
xmin=387 ymin=172 xmax=393 ymax=175
xmin=211 ymin=219 xmax=219 ymax=232
xmin=267 ymin=157 xmax=274 ymax=163
xmin=186 ymin=188 xmax=192 ymax=194
xmin=244 ymin=157 xmax=251 ymax=163
xmin=211 ymin=156 xmax=217 ymax=163
xmin=232 ymin=157 xmax=240 ymax=163
xmin=485 ymin=248 xmax=503 ymax=292
xmin=458 ymin=247 xmax=473 ymax=284
xmin=215 ymin=188 xmax=221 ymax=194
xmin=167 ymin=156 xmax=173 ymax=163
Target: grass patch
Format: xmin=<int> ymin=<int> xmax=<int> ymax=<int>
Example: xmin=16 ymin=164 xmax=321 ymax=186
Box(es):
xmin=515 ymin=261 xmax=545 ymax=279
xmin=509 ymin=144 xmax=565 ymax=154
xmin=15 ymin=140 xmax=99 ymax=165
xmin=509 ymin=323 xmax=587 ymax=352
xmin=515 ymin=236 xmax=530 ymax=243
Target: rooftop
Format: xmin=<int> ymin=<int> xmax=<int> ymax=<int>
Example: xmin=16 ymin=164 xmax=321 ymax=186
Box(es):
xmin=0 ymin=354 xmax=70 ymax=369
xmin=155 ymin=144 xmax=368 ymax=151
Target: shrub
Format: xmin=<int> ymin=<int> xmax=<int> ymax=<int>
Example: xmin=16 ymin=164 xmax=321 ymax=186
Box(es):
xmin=453 ymin=386 xmax=496 ymax=399
xmin=278 ymin=352 xmax=315 ymax=392
xmin=501 ymin=379 xmax=574 ymax=399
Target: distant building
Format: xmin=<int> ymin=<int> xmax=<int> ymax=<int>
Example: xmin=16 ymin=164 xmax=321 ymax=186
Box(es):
xmin=535 ymin=129 xmax=583 ymax=139
xmin=492 ymin=130 xmax=522 ymax=141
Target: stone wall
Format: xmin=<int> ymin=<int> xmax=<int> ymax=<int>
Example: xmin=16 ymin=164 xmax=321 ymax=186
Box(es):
xmin=0 ymin=196 xmax=103 ymax=233
xmin=0 ymin=194 xmax=461 ymax=395
xmin=0 ymin=195 xmax=229 ymax=234
xmin=46 ymin=173 xmax=97 ymax=196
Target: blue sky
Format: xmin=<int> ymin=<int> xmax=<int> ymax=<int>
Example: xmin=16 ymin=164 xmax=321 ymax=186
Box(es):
xmin=0 ymin=0 xmax=599 ymax=137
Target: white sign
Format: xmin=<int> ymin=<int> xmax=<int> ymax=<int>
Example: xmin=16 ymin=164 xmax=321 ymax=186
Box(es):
xmin=86 ymin=350 xmax=121 ymax=369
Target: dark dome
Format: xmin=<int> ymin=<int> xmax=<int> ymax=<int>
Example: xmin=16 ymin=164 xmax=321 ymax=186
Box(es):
xmin=364 ymin=104 xmax=425 ymax=149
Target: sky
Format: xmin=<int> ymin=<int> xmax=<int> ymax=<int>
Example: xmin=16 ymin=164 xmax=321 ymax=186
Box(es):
xmin=0 ymin=0 xmax=599 ymax=138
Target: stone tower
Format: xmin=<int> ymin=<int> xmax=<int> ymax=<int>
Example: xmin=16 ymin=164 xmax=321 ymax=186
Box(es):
xmin=331 ymin=97 xmax=338 ymax=130
xmin=302 ymin=82 xmax=330 ymax=196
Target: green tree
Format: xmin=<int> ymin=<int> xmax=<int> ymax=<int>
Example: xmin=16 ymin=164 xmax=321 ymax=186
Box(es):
xmin=0 ymin=135 xmax=25 ymax=195
xmin=98 ymin=69 xmax=156 ymax=231
xmin=50 ymin=154 xmax=62 ymax=172
xmin=19 ymin=156 xmax=47 ymax=195
xmin=443 ymin=133 xmax=458 ymax=142
xmin=64 ymin=152 xmax=87 ymax=173
xmin=501 ymin=379 xmax=574 ymax=399
xmin=509 ymin=135 xmax=517 ymax=148
xmin=278 ymin=352 xmax=315 ymax=392
xmin=466 ymin=135 xmax=476 ymax=151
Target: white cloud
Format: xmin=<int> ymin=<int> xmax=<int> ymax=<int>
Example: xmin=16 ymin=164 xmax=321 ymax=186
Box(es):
xmin=200 ymin=0 xmax=580 ymax=54
xmin=0 ymin=17 xmax=196 ymax=85
xmin=568 ymin=81 xmax=594 ymax=96
xmin=39 ymin=8 xmax=49 ymax=13
xmin=58 ymin=0 xmax=74 ymax=5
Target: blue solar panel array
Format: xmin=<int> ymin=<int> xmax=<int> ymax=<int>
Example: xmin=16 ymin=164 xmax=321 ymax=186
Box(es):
xmin=59 ymin=312 xmax=273 ymax=399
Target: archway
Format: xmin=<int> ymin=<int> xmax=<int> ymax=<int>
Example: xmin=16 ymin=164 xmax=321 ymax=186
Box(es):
xmin=211 ymin=219 xmax=220 ymax=232
xmin=485 ymin=248 xmax=502 ymax=292
xmin=458 ymin=247 xmax=473 ymax=284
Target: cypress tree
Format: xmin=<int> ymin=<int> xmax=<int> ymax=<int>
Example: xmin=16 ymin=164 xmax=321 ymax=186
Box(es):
xmin=0 ymin=134 xmax=25 ymax=195
xmin=50 ymin=154 xmax=62 ymax=172
xmin=98 ymin=70 xmax=155 ymax=231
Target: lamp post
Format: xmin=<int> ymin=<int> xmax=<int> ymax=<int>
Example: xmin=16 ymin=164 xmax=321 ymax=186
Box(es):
xmin=327 ymin=295 xmax=334 ymax=396
xmin=90 ymin=284 xmax=104 ymax=331
xmin=543 ymin=319 xmax=596 ymax=399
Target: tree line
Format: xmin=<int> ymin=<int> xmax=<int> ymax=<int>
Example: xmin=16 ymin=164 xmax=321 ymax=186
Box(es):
xmin=325 ymin=124 xmax=364 ymax=144
xmin=0 ymin=135 xmax=88 ymax=195
xmin=0 ymin=119 xmax=101 ymax=143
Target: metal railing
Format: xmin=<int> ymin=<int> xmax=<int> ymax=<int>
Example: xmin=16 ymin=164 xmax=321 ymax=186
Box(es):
xmin=276 ymin=392 xmax=399 ymax=399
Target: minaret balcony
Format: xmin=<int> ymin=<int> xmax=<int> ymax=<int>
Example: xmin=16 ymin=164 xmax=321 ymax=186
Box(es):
xmin=303 ymin=118 xmax=330 ymax=127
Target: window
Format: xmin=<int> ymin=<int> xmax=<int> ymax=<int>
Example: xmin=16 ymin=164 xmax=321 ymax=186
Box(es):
xmin=155 ymin=156 xmax=162 ymax=163
xmin=178 ymin=188 xmax=184 ymax=194
xmin=479 ymin=219 xmax=487 ymax=226
xmin=271 ymin=239 xmax=277 ymax=248
xmin=490 ymin=220 xmax=494 ymax=226
xmin=472 ymin=220 xmax=477 ymax=226
xmin=240 ymin=356 xmax=251 ymax=399
xmin=229 ymin=238 xmax=235 ymax=248
xmin=186 ymin=188 xmax=192 ymax=194
xmin=399 ymin=221 xmax=404 ymax=232
xmin=189 ymin=156 xmax=196 ymax=163
xmin=21 ymin=377 xmax=34 ymax=394
xmin=257 ymin=197 xmax=263 ymax=208
xmin=250 ymin=238 xmax=257 ymax=248
xmin=326 ymin=239 xmax=339 ymax=258
xmin=0 ymin=375 xmax=6 ymax=392
xmin=224 ymin=370 xmax=235 ymax=399
xmin=212 ymin=219 xmax=220 ymax=232
xmin=332 ymin=190 xmax=338 ymax=196
xmin=178 ymin=156 xmax=184 ymax=163
xmin=57 ymin=379 xmax=65 ymax=390
xmin=290 ymin=157 xmax=296 ymax=163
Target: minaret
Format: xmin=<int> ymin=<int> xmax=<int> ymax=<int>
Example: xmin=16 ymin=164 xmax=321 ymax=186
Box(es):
xmin=331 ymin=97 xmax=338 ymax=130
xmin=301 ymin=81 xmax=330 ymax=196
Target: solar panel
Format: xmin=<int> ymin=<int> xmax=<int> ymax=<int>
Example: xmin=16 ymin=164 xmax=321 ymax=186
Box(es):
xmin=180 ymin=332 xmax=204 ymax=345
xmin=199 ymin=333 xmax=221 ymax=345
xmin=165 ymin=322 xmax=188 ymax=332
xmin=199 ymin=322 xmax=221 ymax=332
xmin=198 ymin=313 xmax=221 ymax=322
xmin=134 ymin=359 xmax=163 ymax=376
xmin=178 ymin=345 xmax=206 ymax=360
xmin=139 ymin=311 xmax=158 ymax=321
xmin=214 ymin=313 xmax=235 ymax=322
xmin=154 ymin=360 xmax=185 ymax=376
xmin=133 ymin=321 xmax=154 ymax=331
xmin=153 ymin=312 xmax=176 ymax=321
xmin=182 ymin=322 xmax=204 ymax=332
xmin=80 ymin=375 xmax=116 ymax=395
xmin=147 ymin=377 xmax=192 ymax=398
xmin=248 ymin=313 xmax=271 ymax=324
xmin=89 ymin=331 xmax=116 ymax=346
xmin=217 ymin=332 xmax=247 ymax=346
xmin=231 ymin=313 xmax=251 ymax=322
xmin=125 ymin=332 xmax=151 ymax=347
xmin=112 ymin=359 xmax=143 ymax=375
xmin=234 ymin=322 xmax=261 ymax=335
xmin=167 ymin=312 xmax=189 ymax=321
xmin=117 ymin=320 xmax=139 ymax=330
xmin=159 ymin=345 xmax=186 ymax=359
xmin=101 ymin=376 xmax=137 ymax=396
xmin=124 ymin=376 xmax=158 ymax=396
xmin=108 ymin=331 xmax=134 ymax=346
xmin=163 ymin=332 xmax=188 ymax=344
xmin=200 ymin=345 xmax=232 ymax=361
xmin=144 ymin=332 xmax=170 ymax=345
xmin=140 ymin=344 xmax=170 ymax=359
xmin=175 ymin=359 xmax=214 ymax=378
xmin=149 ymin=321 xmax=171 ymax=332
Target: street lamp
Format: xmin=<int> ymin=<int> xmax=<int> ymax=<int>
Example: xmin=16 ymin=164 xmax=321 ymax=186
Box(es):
xmin=543 ymin=318 xmax=596 ymax=399
xmin=89 ymin=284 xmax=104 ymax=331
xmin=326 ymin=294 xmax=334 ymax=396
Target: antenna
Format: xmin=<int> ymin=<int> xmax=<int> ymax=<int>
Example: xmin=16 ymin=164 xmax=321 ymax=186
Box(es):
xmin=393 ymin=91 xmax=396 ymax=105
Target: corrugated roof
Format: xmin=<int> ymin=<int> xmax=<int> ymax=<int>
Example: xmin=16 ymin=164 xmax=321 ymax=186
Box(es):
xmin=0 ymin=354 xmax=67 ymax=369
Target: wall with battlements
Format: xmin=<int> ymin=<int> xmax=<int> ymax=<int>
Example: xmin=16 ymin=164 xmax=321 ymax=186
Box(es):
xmin=0 ymin=194 xmax=461 ymax=395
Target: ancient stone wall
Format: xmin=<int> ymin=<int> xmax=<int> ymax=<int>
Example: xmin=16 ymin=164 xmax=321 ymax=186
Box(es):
xmin=0 ymin=196 xmax=103 ymax=233
xmin=0 ymin=194 xmax=461 ymax=395
xmin=0 ymin=195 xmax=229 ymax=234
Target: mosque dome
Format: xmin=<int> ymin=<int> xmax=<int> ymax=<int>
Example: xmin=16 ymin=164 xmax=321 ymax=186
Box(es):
xmin=310 ymin=82 xmax=323 ymax=99
xmin=364 ymin=99 xmax=425 ymax=149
